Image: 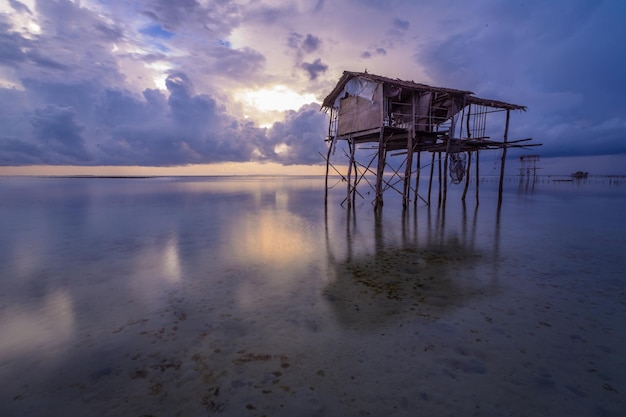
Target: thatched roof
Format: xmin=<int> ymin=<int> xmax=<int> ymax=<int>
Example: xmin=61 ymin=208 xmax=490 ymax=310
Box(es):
xmin=321 ymin=71 xmax=526 ymax=111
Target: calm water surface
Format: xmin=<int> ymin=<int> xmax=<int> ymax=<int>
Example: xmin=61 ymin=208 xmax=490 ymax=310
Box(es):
xmin=0 ymin=176 xmax=624 ymax=416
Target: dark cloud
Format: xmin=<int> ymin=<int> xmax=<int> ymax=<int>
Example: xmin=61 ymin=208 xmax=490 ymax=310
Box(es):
xmin=392 ymin=18 xmax=409 ymax=31
xmin=95 ymin=75 xmax=329 ymax=166
xmin=287 ymin=32 xmax=303 ymax=50
xmin=415 ymin=1 xmax=626 ymax=159
xmin=1 ymin=0 xmax=622 ymax=170
xmin=94 ymin=88 xmax=164 ymax=128
xmin=21 ymin=79 xmax=101 ymax=120
xmin=313 ymin=0 xmax=326 ymax=13
xmin=30 ymin=105 xmax=91 ymax=162
xmin=0 ymin=22 xmax=29 ymax=66
xmin=361 ymin=47 xmax=387 ymax=59
xmin=9 ymin=0 xmax=32 ymax=14
xmin=538 ymin=119 xmax=626 ymax=158
xmin=140 ymin=0 xmax=202 ymax=30
xmin=91 ymin=73 xmax=259 ymax=166
xmin=354 ymin=0 xmax=394 ymax=10
xmin=288 ymin=32 xmax=322 ymax=56
xmin=3 ymin=1 xmax=124 ymax=87
xmin=166 ymin=72 xmax=219 ymax=127
xmin=0 ymin=25 xmax=70 ymax=71
xmin=267 ymin=103 xmax=328 ymax=165
xmin=211 ymin=46 xmax=266 ymax=79
xmin=0 ymin=138 xmax=42 ymax=165
xmin=301 ymin=58 xmax=328 ymax=80
xmin=140 ymin=0 xmax=241 ymax=35
xmin=302 ymin=34 xmax=322 ymax=53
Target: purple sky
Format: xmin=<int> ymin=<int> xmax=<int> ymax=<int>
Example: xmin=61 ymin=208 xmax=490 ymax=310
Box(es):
xmin=1 ymin=0 xmax=624 ymax=174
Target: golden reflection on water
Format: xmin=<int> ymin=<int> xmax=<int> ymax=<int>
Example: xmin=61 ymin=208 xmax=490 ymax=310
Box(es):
xmin=223 ymin=208 xmax=317 ymax=311
xmin=225 ymin=210 xmax=314 ymax=268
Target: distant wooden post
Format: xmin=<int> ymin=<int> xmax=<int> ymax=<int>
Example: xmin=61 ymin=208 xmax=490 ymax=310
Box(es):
xmin=498 ymin=110 xmax=511 ymax=207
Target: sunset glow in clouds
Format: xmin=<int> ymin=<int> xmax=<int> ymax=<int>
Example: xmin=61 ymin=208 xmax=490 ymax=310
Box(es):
xmin=0 ymin=0 xmax=625 ymax=175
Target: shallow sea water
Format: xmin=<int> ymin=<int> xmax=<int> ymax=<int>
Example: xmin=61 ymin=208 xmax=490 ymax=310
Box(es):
xmin=0 ymin=175 xmax=624 ymax=417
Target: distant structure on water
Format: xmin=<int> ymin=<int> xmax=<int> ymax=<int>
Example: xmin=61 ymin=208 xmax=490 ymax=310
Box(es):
xmin=320 ymin=71 xmax=541 ymax=210
xmin=519 ymin=154 xmax=540 ymax=181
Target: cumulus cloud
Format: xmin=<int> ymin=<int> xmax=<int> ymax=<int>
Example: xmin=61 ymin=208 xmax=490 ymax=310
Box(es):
xmin=267 ymin=103 xmax=328 ymax=165
xmin=0 ymin=0 xmax=624 ymax=171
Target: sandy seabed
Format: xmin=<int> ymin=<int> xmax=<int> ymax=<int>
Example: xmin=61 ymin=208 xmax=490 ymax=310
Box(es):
xmin=0 ymin=176 xmax=624 ymax=416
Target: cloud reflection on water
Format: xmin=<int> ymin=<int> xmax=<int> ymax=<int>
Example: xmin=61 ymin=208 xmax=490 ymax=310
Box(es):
xmin=0 ymin=290 xmax=75 ymax=360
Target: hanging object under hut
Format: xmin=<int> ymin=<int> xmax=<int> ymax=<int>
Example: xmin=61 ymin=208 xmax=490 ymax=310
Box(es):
xmin=448 ymin=139 xmax=465 ymax=184
xmin=320 ymin=71 xmax=541 ymax=210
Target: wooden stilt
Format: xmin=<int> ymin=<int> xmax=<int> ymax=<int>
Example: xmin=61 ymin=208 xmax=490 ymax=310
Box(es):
xmin=462 ymin=151 xmax=471 ymax=202
xmin=346 ymin=137 xmax=354 ymax=208
xmin=403 ymin=129 xmax=413 ymax=209
xmin=324 ymin=140 xmax=333 ymax=205
xmin=414 ymin=150 xmax=421 ymax=207
xmin=443 ymin=151 xmax=449 ymax=208
xmin=437 ymin=151 xmax=442 ymax=208
xmin=475 ymin=149 xmax=480 ymax=206
xmin=428 ymin=151 xmax=435 ymax=205
xmin=352 ymin=144 xmax=358 ymax=206
xmin=498 ymin=110 xmax=511 ymax=207
xmin=374 ymin=129 xmax=386 ymax=211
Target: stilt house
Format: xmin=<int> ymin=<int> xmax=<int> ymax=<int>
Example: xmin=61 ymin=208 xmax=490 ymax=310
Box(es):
xmin=321 ymin=71 xmax=539 ymax=209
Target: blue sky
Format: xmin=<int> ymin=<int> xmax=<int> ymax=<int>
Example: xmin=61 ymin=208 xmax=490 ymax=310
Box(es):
xmin=0 ymin=0 xmax=625 ymax=175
